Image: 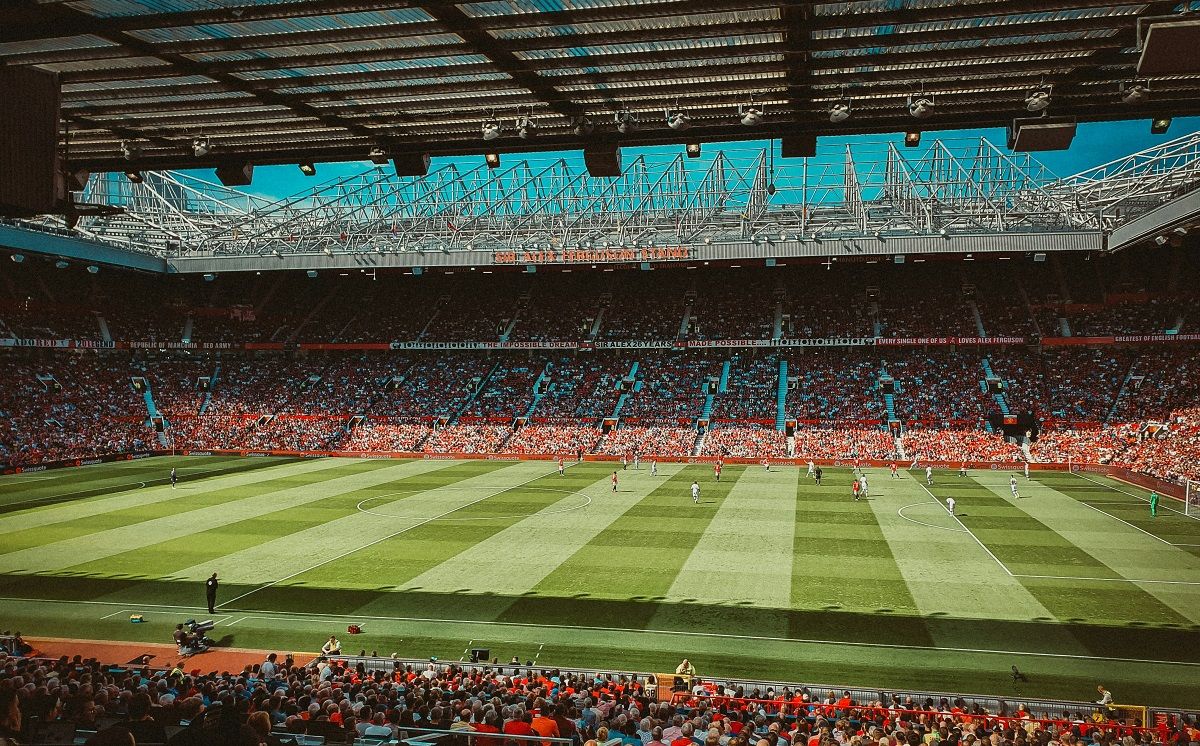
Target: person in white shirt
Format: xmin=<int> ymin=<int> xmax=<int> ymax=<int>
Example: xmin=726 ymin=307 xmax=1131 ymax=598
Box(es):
xmin=806 ymin=460 xmax=815 ymax=477
xmin=651 ymin=459 xmax=658 ymax=476
xmin=1010 ymin=476 xmax=1020 ymax=498
xmin=691 ymin=481 xmax=700 ymax=504
xmin=946 ymin=496 xmax=956 ymax=515
xmin=926 ymin=465 xmax=933 ymax=485
xmin=321 ymin=635 xmax=341 ymax=656
xmin=1095 ymin=685 xmax=1114 ymax=710
xmin=859 ymin=474 xmax=869 ymax=497
xmin=1024 ymin=461 xmax=1030 ymax=479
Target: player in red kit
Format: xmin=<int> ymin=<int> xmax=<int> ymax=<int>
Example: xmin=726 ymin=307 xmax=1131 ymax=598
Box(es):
xmin=890 ymin=462 xmax=898 ymax=479
xmin=852 ymin=479 xmax=861 ymax=501
xmin=611 ymin=471 xmax=618 ymax=492
xmin=714 ymin=462 xmax=722 ymax=482
xmin=558 ymin=456 xmax=565 ymax=476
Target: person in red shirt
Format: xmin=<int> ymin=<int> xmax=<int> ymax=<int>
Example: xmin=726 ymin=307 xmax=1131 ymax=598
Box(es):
xmin=714 ymin=463 xmax=722 ymax=482
xmin=503 ymin=711 xmax=537 ymax=743
xmin=852 ymin=479 xmax=861 ymax=501
xmin=611 ymin=471 xmax=618 ymax=492
xmin=890 ymin=462 xmax=898 ymax=479
xmin=530 ymin=709 xmax=560 ymax=746
xmin=558 ymin=456 xmax=565 ymax=476
xmin=474 ymin=712 xmax=503 ymax=746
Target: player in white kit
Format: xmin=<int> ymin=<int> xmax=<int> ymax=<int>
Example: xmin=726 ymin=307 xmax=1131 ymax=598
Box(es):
xmin=1010 ymin=476 xmax=1020 ymax=498
xmin=925 ymin=465 xmax=933 ymax=485
xmin=946 ymin=496 xmax=956 ymax=515
xmin=691 ymin=480 xmax=700 ymax=504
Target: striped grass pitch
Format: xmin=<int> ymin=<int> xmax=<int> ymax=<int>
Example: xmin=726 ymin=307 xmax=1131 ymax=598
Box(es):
xmin=1 ymin=455 xmax=1199 ymax=706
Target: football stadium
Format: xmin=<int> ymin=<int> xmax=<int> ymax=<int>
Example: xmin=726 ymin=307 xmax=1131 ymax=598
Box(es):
xmin=1 ymin=1 xmax=1200 ymax=745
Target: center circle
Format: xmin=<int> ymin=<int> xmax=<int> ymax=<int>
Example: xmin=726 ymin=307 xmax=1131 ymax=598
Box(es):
xmin=355 ymin=486 xmax=593 ymax=522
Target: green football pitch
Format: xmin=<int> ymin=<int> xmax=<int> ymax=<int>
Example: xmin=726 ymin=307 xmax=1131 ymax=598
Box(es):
xmin=1 ymin=455 xmax=1198 ymax=707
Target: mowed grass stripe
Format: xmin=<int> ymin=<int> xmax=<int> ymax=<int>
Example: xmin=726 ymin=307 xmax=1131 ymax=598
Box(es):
xmin=863 ymin=471 xmax=1086 ymax=653
xmin=0 ymin=455 xmax=234 ymax=498
xmin=495 ymin=465 xmax=741 ymax=632
xmin=935 ymin=476 xmax=1193 ymax=627
xmin=647 ymin=466 xmax=797 ymax=639
xmin=0 ymin=458 xmax=417 ymax=575
xmin=0 ymin=457 xmax=360 ymax=555
xmin=1035 ymin=472 xmax=1200 ymax=554
xmin=0 ymin=456 xmax=297 ymax=513
xmin=984 ymin=476 xmax=1200 ymax=625
xmin=76 ymin=460 xmax=502 ymax=609
xmin=0 ymin=456 xmax=345 ymax=537
xmin=789 ymin=467 xmax=932 ymax=646
xmin=225 ymin=460 xmax=571 ymax=616
xmin=394 ymin=461 xmax=687 ymax=598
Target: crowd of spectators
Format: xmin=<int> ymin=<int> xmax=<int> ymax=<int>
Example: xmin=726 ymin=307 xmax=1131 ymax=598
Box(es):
xmin=711 ymin=356 xmax=778 ymax=421
xmin=1029 ymin=427 xmax=1133 ymax=465
xmin=0 ymin=646 xmax=1192 ymax=746
xmin=340 ymin=419 xmax=432 ymax=452
xmin=463 ymin=361 xmax=545 ymax=419
xmin=702 ymin=424 xmax=786 ymax=458
xmin=786 ymin=352 xmax=884 ymax=422
xmin=619 ymin=355 xmax=720 ymax=423
xmin=532 ymin=358 xmax=628 ymax=421
xmin=599 ymin=426 xmax=695 ymax=458
xmin=422 ymin=424 xmax=511 ymax=454
xmin=901 ymin=427 xmax=1022 ymax=463
xmin=792 ymin=427 xmax=896 ymax=460
xmin=504 ymin=425 xmax=603 ymax=455
xmin=884 ymin=352 xmax=992 ymax=426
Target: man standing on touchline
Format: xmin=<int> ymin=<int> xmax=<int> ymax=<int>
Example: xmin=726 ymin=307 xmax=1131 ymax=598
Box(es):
xmin=205 ymin=572 xmax=219 ymax=614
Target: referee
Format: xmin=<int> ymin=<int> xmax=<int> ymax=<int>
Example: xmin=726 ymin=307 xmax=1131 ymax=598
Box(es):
xmin=205 ymin=572 xmax=219 ymax=614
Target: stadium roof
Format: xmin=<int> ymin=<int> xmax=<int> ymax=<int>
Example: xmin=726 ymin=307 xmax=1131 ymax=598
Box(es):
xmin=6 ymin=0 xmax=1200 ymax=173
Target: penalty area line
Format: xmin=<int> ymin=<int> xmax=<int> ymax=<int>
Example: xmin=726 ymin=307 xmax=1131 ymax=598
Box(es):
xmin=917 ymin=482 xmax=1015 ymax=576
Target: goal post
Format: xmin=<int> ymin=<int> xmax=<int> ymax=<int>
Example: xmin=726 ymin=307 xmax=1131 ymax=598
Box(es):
xmin=1187 ymin=479 xmax=1198 ymax=518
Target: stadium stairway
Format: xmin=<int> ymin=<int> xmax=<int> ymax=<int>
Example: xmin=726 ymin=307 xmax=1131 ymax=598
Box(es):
xmin=969 ymin=299 xmax=987 ymax=336
xmin=182 ymin=315 xmax=194 ymax=343
xmin=718 ymin=359 xmax=732 ymax=393
xmin=453 ymin=361 xmax=503 ymax=422
xmin=609 ymin=361 xmax=639 ymax=419
xmin=691 ymin=428 xmax=707 ymax=457
xmin=96 ymin=315 xmax=113 ymax=343
xmin=884 ymin=391 xmax=897 ymax=421
xmin=677 ymin=298 xmax=693 ymax=339
xmin=286 ymin=282 xmax=340 ymax=343
xmin=774 ymin=358 xmax=788 ymax=430
xmin=771 ymin=294 xmax=785 ymax=340
xmin=198 ymin=363 xmax=219 ymax=415
xmin=1107 ymin=356 xmax=1142 ymax=422
xmin=523 ymin=361 xmax=553 ymax=418
xmin=981 ymin=358 xmax=1010 ymax=415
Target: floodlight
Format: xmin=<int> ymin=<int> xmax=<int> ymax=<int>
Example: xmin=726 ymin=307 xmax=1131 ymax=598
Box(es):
xmin=368 ymin=147 xmax=388 ymax=165
xmin=1151 ymin=116 xmax=1172 ymax=134
xmin=685 ymin=142 xmax=701 ymax=158
xmin=907 ymin=95 xmax=935 ymax=119
xmin=904 ymin=130 xmax=921 ymax=147
xmin=124 ymin=171 xmax=144 ymax=184
xmin=120 ymin=139 xmax=142 ymax=161
xmin=10 ymin=254 xmax=24 ymax=263
xmin=739 ymin=103 xmax=764 ymax=126
xmin=481 ymin=115 xmax=503 ymax=141
xmin=485 ymin=152 xmax=501 ymax=169
xmin=829 ymin=100 xmax=851 ymax=124
xmin=87 ymin=265 xmax=99 ymax=274
xmin=615 ymin=110 xmax=638 ymax=134
xmin=299 ymin=162 xmax=317 ymax=176
xmin=666 ymin=109 xmax=691 ymax=131
xmin=572 ymin=116 xmax=594 ymax=136
xmin=1120 ymin=81 xmax=1150 ymax=105
xmin=191 ymin=137 xmax=210 ymax=157
xmin=55 ymin=260 xmax=69 ymax=269
xmin=516 ymin=115 xmax=537 ymax=139
xmin=1024 ymin=86 xmax=1052 ymax=112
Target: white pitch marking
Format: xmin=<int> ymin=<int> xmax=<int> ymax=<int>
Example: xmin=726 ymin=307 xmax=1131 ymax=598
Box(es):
xmin=917 ymin=482 xmax=1014 ymax=576
xmin=5 ymin=595 xmax=1196 ymax=668
xmin=896 ymin=502 xmax=966 ymax=533
xmin=1073 ymin=471 xmax=1199 ymax=522
xmin=1075 ymin=499 xmax=1179 ymax=547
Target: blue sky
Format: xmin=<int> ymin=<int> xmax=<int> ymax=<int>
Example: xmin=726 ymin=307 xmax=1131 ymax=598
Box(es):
xmin=221 ymin=117 xmax=1200 ymax=202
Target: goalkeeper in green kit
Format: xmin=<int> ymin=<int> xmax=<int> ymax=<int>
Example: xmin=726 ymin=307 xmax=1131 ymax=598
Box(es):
xmin=1149 ymin=490 xmax=1159 ymax=517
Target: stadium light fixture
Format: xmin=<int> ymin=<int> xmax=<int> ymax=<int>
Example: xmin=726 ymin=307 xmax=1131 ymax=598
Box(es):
xmin=10 ymin=254 xmax=24 ymax=263
xmin=904 ymin=130 xmax=921 ymax=147
xmin=87 ymin=265 xmax=99 ymax=274
xmin=191 ymin=137 xmax=210 ymax=157
xmin=1024 ymin=85 xmax=1052 ymax=113
xmin=124 ymin=171 xmax=143 ymax=184
xmin=1173 ymin=226 xmax=1189 ymax=236
xmin=368 ymin=147 xmax=389 ymax=165
xmin=306 ymin=270 xmax=318 ymax=278
xmin=55 ymin=260 xmax=69 ymax=269
xmin=685 ymin=142 xmax=702 ymax=158
xmin=299 ymin=162 xmax=316 ymax=176
xmin=1154 ymin=235 xmax=1170 ymax=245
xmin=615 ymin=109 xmax=638 ymax=134
xmin=481 ymin=114 xmax=503 ymax=141
xmin=829 ymin=99 xmax=852 ymax=124
xmin=739 ymin=101 xmax=764 ymax=126
xmin=571 ymin=116 xmax=594 ymax=137
xmin=485 ymin=152 xmax=501 ymax=169
xmin=907 ymin=94 xmax=935 ymax=119
xmin=516 ymin=114 xmax=537 ymax=139
xmin=1151 ymin=116 xmax=1172 ymax=134
xmin=666 ymin=108 xmax=691 ymax=131
xmin=120 ymin=139 xmax=142 ymax=161
xmin=1120 ymin=81 xmax=1150 ymax=105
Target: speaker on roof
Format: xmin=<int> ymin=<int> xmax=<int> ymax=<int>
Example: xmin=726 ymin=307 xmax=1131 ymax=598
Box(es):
xmin=781 ymin=134 xmax=816 ymax=158
xmin=584 ymin=144 xmax=622 ymax=177
xmin=215 ymin=162 xmax=254 ymax=187
xmin=1007 ymin=117 xmax=1076 ymax=152
xmin=392 ymin=152 xmax=431 ymax=177
xmin=0 ymin=67 xmax=60 ymax=217
xmin=1137 ymin=17 xmax=1200 ymax=75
